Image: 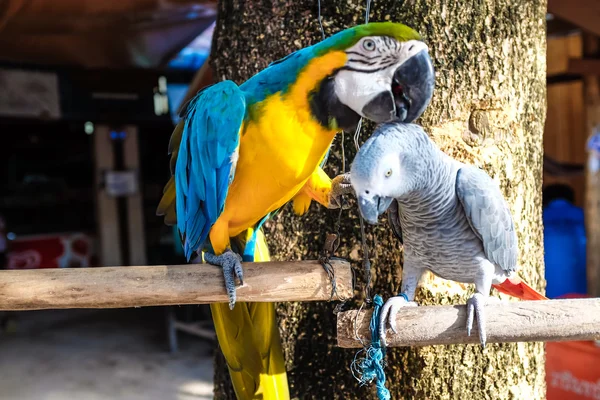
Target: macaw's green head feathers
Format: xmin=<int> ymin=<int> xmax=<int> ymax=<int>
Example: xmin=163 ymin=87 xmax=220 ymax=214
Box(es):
xmin=312 ymin=22 xmax=435 ymax=127
xmin=316 ymin=22 xmax=422 ymax=53
xmin=353 ymin=22 xmax=423 ymax=42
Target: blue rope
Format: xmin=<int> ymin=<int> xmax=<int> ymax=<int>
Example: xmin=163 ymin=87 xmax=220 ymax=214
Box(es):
xmin=351 ymin=294 xmax=391 ymax=400
xmin=397 ymin=292 xmax=409 ymax=302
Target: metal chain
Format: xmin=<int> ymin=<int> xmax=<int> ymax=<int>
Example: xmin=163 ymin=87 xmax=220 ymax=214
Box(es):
xmin=353 ymin=120 xmax=373 ymax=304
xmin=320 ymin=0 xmax=375 ymax=308
xmin=353 ymin=0 xmax=374 ymax=305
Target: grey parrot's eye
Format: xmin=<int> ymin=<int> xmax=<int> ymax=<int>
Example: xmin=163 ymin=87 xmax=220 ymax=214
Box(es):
xmin=385 ymin=169 xmax=393 ymax=178
xmin=362 ymin=39 xmax=376 ymax=52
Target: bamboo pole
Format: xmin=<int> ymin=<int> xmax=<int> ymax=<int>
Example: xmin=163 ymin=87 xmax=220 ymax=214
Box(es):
xmin=337 ymin=298 xmax=600 ymax=348
xmin=0 ymin=259 xmax=352 ymax=311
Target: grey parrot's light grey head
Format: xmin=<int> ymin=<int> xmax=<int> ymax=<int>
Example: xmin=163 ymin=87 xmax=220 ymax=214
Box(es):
xmin=350 ymin=123 xmax=434 ymax=224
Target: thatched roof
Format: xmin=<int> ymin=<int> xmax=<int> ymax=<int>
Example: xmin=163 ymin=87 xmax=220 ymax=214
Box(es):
xmin=0 ymin=0 xmax=216 ymax=68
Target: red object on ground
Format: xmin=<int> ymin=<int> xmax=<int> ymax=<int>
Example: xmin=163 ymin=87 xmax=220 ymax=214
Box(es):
xmin=546 ymin=293 xmax=600 ymax=400
xmin=546 ymin=341 xmax=600 ymax=399
xmin=6 ymin=232 xmax=95 ymax=269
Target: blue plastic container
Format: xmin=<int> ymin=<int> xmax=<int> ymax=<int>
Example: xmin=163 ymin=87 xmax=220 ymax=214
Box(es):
xmin=543 ymin=199 xmax=587 ymax=298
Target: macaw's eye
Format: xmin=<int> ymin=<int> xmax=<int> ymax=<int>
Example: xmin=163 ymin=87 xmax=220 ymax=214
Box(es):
xmin=385 ymin=169 xmax=393 ymax=177
xmin=362 ymin=39 xmax=376 ymax=52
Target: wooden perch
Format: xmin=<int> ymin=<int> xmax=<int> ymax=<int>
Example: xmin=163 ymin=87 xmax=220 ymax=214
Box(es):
xmin=337 ymin=298 xmax=600 ymax=348
xmin=0 ymin=259 xmax=352 ymax=311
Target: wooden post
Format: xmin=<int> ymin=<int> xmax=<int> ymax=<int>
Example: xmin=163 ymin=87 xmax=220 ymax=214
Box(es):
xmin=123 ymin=125 xmax=147 ymax=266
xmin=583 ymin=33 xmax=600 ymax=297
xmin=336 ymin=299 xmax=600 ymax=348
xmin=93 ymin=125 xmax=122 ymax=266
xmin=0 ymin=259 xmax=352 ymax=311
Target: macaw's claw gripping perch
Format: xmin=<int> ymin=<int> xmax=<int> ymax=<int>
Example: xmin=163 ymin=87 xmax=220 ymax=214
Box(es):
xmin=204 ymin=250 xmax=244 ymax=310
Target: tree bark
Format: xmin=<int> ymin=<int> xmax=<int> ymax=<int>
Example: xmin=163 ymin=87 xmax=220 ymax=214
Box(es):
xmin=210 ymin=1 xmax=547 ymax=399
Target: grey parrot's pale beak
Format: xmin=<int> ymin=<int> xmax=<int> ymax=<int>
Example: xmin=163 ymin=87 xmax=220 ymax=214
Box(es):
xmin=361 ymin=48 xmax=435 ymax=124
xmin=358 ymin=194 xmax=394 ymax=225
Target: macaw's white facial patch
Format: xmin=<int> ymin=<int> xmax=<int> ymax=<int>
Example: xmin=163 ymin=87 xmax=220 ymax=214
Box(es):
xmin=333 ymin=37 xmax=429 ymax=121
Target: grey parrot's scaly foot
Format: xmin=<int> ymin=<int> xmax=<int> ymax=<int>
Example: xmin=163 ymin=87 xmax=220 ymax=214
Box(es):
xmin=379 ymin=295 xmax=418 ymax=346
xmin=204 ymin=250 xmax=243 ymax=310
xmin=328 ymin=173 xmax=353 ymax=209
xmin=466 ymin=293 xmax=488 ymax=347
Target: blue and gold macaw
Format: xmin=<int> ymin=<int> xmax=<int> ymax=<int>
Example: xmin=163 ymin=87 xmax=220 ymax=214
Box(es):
xmin=157 ymin=22 xmax=435 ymax=400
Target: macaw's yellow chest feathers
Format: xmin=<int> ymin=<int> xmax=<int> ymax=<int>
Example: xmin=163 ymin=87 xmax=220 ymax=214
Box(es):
xmin=212 ymin=51 xmax=348 ymax=246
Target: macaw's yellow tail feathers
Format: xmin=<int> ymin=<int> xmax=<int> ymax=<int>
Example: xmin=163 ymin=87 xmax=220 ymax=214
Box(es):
xmin=210 ymin=229 xmax=289 ymax=400
xmin=156 ymin=177 xmax=177 ymax=225
xmin=156 ymin=121 xmax=184 ymax=226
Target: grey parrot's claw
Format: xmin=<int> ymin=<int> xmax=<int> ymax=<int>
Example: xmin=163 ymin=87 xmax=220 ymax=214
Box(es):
xmin=378 ymin=296 xmax=417 ymax=346
xmin=328 ymin=173 xmax=354 ymax=209
xmin=203 ymin=250 xmax=244 ymax=310
xmin=466 ymin=293 xmax=487 ymax=347
xmin=466 ymin=301 xmax=474 ymax=337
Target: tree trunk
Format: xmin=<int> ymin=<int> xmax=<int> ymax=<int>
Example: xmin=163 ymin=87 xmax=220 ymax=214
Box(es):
xmin=210 ymin=0 xmax=547 ymax=398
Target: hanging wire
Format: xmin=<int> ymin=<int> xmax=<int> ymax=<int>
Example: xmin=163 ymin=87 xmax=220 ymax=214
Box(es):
xmin=352 ymin=119 xmax=373 ymax=303
xmin=317 ymin=0 xmax=326 ymax=40
xmin=353 ymin=118 xmax=363 ymax=151
xmin=341 ymin=131 xmax=346 ymax=173
xmin=318 ymin=0 xmax=374 ymax=308
xmin=352 ymin=0 xmax=375 ymax=302
xmin=312 ymin=2 xmax=385 ymax=398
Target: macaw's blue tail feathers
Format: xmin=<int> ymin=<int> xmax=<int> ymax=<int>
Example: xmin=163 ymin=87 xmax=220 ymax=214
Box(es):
xmin=209 ymin=228 xmax=289 ymax=400
xmin=159 ymin=81 xmax=245 ymax=261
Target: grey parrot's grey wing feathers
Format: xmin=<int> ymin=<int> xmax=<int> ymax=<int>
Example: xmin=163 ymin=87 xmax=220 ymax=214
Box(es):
xmin=386 ymin=199 xmax=403 ymax=244
xmin=455 ymin=166 xmax=517 ymax=273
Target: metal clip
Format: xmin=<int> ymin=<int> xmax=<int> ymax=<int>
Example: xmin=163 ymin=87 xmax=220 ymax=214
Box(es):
xmin=322 ymin=232 xmax=341 ymax=259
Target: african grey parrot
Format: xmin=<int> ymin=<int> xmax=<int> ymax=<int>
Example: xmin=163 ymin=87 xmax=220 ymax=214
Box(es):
xmin=349 ymin=122 xmax=547 ymax=346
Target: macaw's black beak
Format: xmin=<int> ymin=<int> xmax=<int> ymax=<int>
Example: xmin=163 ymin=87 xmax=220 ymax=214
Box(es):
xmin=361 ymin=48 xmax=435 ymax=124
xmin=357 ymin=194 xmax=394 ymax=225
xmin=392 ymin=49 xmax=435 ymax=123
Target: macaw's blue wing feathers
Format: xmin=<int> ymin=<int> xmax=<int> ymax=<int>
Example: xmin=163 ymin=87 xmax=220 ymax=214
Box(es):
xmin=172 ymin=80 xmax=245 ymax=260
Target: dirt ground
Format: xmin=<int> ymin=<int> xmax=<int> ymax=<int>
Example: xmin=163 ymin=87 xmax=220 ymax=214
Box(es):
xmin=0 ymin=308 xmax=215 ymax=400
